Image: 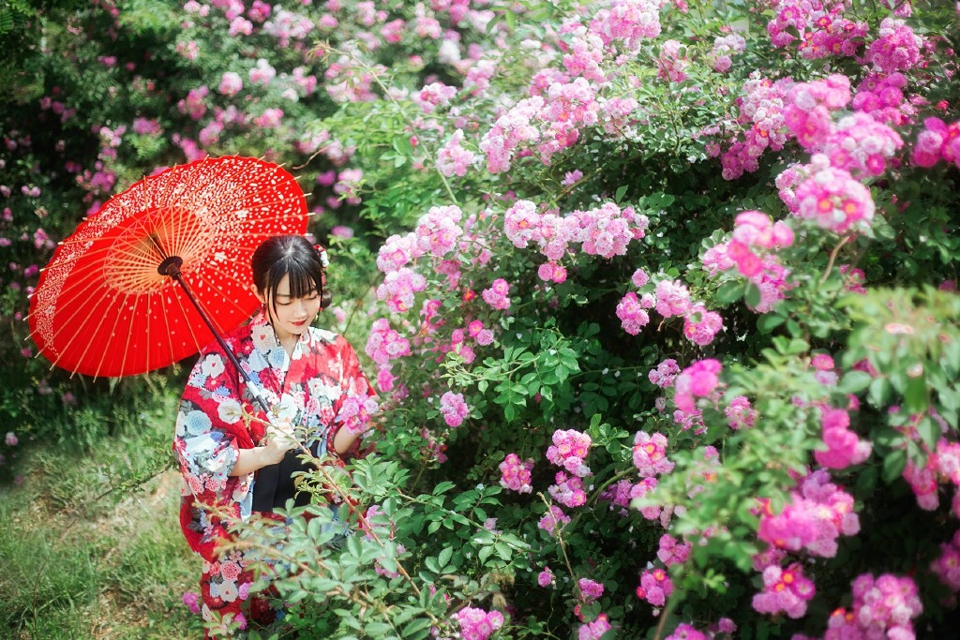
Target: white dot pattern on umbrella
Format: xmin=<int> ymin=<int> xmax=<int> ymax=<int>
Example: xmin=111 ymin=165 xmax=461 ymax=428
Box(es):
xmin=28 ymin=156 xmax=310 ymax=378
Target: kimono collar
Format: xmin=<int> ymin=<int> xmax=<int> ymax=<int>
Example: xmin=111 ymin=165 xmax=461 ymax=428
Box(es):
xmin=248 ymin=310 xmax=309 ymax=366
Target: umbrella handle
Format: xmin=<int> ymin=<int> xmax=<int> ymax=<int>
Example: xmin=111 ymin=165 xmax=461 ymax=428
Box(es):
xmin=159 ymin=256 xmax=274 ymax=422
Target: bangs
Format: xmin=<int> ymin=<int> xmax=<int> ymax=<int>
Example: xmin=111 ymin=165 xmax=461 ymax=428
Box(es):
xmin=264 ymin=251 xmax=323 ymax=306
xmin=282 ymin=268 xmax=323 ymax=300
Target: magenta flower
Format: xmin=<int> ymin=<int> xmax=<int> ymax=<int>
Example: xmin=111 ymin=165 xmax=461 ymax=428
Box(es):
xmin=499 ymin=453 xmax=534 ymax=493
xmin=439 ymin=391 xmax=470 ymax=427
xmin=672 ymin=359 xmax=722 ymax=413
xmin=632 ymin=431 xmax=674 ymax=478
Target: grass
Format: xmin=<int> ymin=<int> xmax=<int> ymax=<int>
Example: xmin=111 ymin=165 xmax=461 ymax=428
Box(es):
xmin=0 ymin=387 xmax=206 ymax=639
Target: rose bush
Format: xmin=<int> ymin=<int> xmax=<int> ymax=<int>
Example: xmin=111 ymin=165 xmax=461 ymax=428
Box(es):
xmin=3 ymin=0 xmax=960 ymax=638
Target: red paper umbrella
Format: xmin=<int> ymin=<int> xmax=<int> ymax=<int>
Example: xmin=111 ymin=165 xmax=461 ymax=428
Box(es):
xmin=28 ymin=155 xmax=310 ymax=379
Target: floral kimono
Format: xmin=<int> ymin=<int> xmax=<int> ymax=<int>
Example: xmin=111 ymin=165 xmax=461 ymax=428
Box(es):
xmin=173 ymin=311 xmax=373 ymax=634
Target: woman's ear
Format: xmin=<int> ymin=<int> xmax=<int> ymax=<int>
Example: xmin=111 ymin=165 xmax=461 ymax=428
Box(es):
xmin=250 ymin=283 xmax=266 ymax=305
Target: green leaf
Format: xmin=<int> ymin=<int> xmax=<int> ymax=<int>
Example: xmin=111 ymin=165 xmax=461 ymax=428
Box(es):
xmin=437 ymin=546 xmax=453 ymax=568
xmin=745 ymin=283 xmax=761 ymax=309
xmin=715 ymin=280 xmax=744 ymax=305
xmin=757 ymin=313 xmax=785 ymax=334
xmin=882 ymin=449 xmax=907 ymax=484
xmin=869 ymin=377 xmax=891 ymax=407
xmin=615 ymin=185 xmax=628 ymax=203
xmin=401 ymin=618 xmax=434 ymax=640
xmin=838 ymin=370 xmax=873 ymax=395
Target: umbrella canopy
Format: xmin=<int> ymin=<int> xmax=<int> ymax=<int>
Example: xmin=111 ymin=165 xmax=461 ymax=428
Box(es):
xmin=28 ymin=155 xmax=310 ymax=378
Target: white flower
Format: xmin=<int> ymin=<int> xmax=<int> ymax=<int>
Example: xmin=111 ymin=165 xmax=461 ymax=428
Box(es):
xmin=200 ymin=354 xmax=225 ymax=378
xmin=218 ymin=579 xmax=239 ymax=603
xmin=251 ymin=325 xmax=274 ymax=351
xmin=218 ymin=399 xmax=242 ymax=424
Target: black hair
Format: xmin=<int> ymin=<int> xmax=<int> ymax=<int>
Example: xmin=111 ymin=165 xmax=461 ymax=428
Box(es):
xmin=250 ymin=235 xmax=330 ymax=315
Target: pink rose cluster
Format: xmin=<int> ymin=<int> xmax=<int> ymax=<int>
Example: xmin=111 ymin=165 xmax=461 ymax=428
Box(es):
xmin=823 ymin=574 xmax=923 ymax=640
xmin=672 ymin=359 xmax=722 ymax=414
xmin=337 ymin=394 xmax=379 ymax=435
xmin=618 ymin=276 xmax=723 ymax=345
xmin=931 ymin=528 xmax=960 ymax=592
xmin=815 ymin=406 xmax=872 ymax=470
xmin=549 ymin=471 xmax=588 ymax=508
xmin=901 ymin=436 xmax=960 ymax=513
xmin=578 ymin=613 xmax=611 ymax=640
xmin=822 ymin=112 xmax=903 ymax=178
xmin=503 ymin=199 xmax=648 ymax=284
xmin=636 ymin=567 xmax=673 ymax=607
xmin=852 ymin=72 xmax=914 ymax=126
xmin=481 ymin=278 xmax=511 ymax=310
xmin=757 ymin=469 xmax=859 ymax=558
xmin=437 ymin=129 xmax=477 ymax=177
xmin=632 ymin=431 xmax=675 ymax=478
xmin=783 ymin=74 xmax=851 ymax=150
xmin=365 ymin=318 xmax=411 ymax=396
xmin=721 ymin=73 xmax=789 ymax=180
xmin=709 ymin=33 xmax=745 ymax=73
xmin=538 ymin=504 xmax=571 ymax=536
xmin=765 ymin=0 xmax=867 ymax=59
xmin=545 ymin=429 xmax=593 ymax=477
xmin=752 ymin=562 xmax=816 ymax=619
xmin=439 ymin=391 xmax=470 ymax=427
xmin=724 ymin=395 xmax=756 ymax=430
xmin=703 ymin=210 xmax=794 ymax=313
xmin=911 ymin=117 xmax=960 ymax=170
xmin=657 ymin=534 xmax=691 ymax=567
xmin=865 ymin=17 xmax=923 ymax=73
xmin=454 ymin=606 xmax=504 ymax=640
xmin=499 ymin=453 xmax=534 ymax=493
xmin=415 ymin=205 xmax=464 ymax=258
xmin=789 ymin=154 xmax=876 ymax=234
xmin=377 ymin=267 xmax=427 ymax=313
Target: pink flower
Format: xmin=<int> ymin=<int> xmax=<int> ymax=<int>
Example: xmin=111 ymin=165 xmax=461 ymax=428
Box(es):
xmin=752 ymin=563 xmax=816 ymax=619
xmin=578 ymin=613 xmax=611 ymax=640
xmin=673 ymin=359 xmax=722 ymax=413
xmin=632 ymin=431 xmax=674 ymax=477
xmin=499 ymin=453 xmax=534 ymax=493
xmin=439 ymin=391 xmax=470 ymax=427
xmin=617 ymin=292 xmax=650 ymax=335
xmin=637 ymin=567 xmax=673 ymax=607
xmin=682 ymin=305 xmax=723 ymax=346
xmin=537 ymin=566 xmax=555 ymax=587
xmin=578 ymin=578 xmax=604 ymax=602
xmin=481 ymin=278 xmax=512 ymax=310
xmin=545 ymin=429 xmax=593 ymax=477
xmin=5 ymin=431 xmax=18 ymax=447
xmin=218 ymin=71 xmax=243 ymax=97
xmin=182 ymin=591 xmax=201 ymax=615
xmin=655 ymin=280 xmax=692 ymax=318
xmin=454 ymin=607 xmax=504 ymax=640
xmin=338 ymin=394 xmax=380 ymax=434
xmin=549 ymin=471 xmax=588 ymax=508
xmin=538 ymin=505 xmax=571 ymax=536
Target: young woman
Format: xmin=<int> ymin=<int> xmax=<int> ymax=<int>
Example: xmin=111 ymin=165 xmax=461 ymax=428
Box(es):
xmin=173 ymin=235 xmax=374 ymax=636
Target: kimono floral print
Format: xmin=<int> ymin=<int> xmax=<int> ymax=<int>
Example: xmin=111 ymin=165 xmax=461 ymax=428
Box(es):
xmin=174 ymin=309 xmax=373 ymax=635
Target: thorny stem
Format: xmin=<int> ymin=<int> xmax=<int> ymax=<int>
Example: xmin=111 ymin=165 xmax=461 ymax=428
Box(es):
xmin=538 ymin=492 xmax=580 ymax=600
xmin=819 ymin=234 xmax=853 ymax=287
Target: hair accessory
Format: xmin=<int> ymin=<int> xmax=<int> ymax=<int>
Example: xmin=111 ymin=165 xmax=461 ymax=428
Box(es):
xmin=313 ymin=243 xmax=330 ymax=269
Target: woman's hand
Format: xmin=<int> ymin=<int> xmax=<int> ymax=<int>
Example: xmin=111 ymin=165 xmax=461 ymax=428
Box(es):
xmin=261 ymin=420 xmax=299 ymax=465
xmin=229 ymin=420 xmax=299 ymax=476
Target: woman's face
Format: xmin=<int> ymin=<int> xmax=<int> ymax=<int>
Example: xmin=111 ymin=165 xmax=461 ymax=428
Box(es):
xmin=255 ymin=274 xmax=322 ymax=344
